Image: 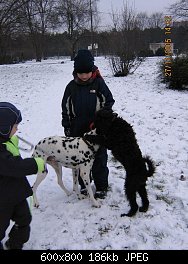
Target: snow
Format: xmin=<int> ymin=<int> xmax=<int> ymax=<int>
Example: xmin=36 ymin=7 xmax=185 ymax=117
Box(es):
xmin=0 ymin=56 xmax=188 ymax=250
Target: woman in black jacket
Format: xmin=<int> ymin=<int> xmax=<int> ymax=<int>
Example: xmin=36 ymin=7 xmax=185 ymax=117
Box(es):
xmin=61 ymin=50 xmax=115 ymax=199
xmin=0 ymin=102 xmax=44 ymax=250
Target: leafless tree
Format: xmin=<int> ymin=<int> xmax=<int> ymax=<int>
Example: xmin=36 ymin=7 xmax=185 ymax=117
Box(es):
xmin=110 ymin=7 xmax=120 ymax=31
xmin=108 ymin=0 xmax=144 ymax=77
xmin=135 ymin=12 xmax=149 ymax=30
xmin=56 ymin=0 xmax=99 ymax=58
xmin=0 ymin=0 xmax=30 ymax=63
xmin=120 ymin=0 xmax=137 ymax=30
xmin=19 ymin=0 xmax=57 ymax=61
xmin=148 ymin=12 xmax=164 ymax=28
xmin=168 ymin=0 xmax=188 ymax=19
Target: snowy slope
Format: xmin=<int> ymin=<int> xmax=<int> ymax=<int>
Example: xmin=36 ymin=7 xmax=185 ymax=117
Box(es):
xmin=0 ymin=56 xmax=188 ymax=250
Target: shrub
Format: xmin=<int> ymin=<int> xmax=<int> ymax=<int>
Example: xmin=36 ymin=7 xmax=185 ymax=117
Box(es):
xmin=0 ymin=55 xmax=13 ymax=65
xmin=155 ymin=47 xmax=165 ymax=56
xmin=138 ymin=49 xmax=154 ymax=57
xmin=160 ymin=55 xmax=188 ymax=90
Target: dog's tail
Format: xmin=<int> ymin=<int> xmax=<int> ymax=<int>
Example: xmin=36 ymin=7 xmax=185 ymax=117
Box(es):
xmin=144 ymin=156 xmax=155 ymax=177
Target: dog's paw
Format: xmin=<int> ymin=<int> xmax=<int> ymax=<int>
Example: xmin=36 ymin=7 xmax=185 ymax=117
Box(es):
xmin=33 ymin=203 xmax=39 ymax=208
xmin=32 ymin=197 xmax=39 ymax=208
xmin=66 ymin=191 xmax=72 ymax=196
xmin=92 ymin=202 xmax=101 ymax=208
xmin=120 ymin=212 xmax=135 ymax=217
xmin=139 ymin=205 xmax=149 ymax=212
xmin=121 ymin=212 xmax=136 ymax=217
xmin=77 ymin=193 xmax=87 ymax=200
xmin=121 ymin=207 xmax=138 ymax=217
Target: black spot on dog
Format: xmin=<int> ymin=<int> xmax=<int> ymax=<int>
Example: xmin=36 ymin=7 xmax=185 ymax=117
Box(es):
xmin=71 ymin=156 xmax=77 ymax=161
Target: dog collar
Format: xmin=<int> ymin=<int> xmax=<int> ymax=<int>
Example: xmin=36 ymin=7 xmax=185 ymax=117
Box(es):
xmin=82 ymin=137 xmax=96 ymax=154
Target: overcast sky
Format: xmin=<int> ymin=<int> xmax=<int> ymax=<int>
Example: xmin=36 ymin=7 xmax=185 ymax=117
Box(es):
xmin=98 ymin=0 xmax=178 ymax=28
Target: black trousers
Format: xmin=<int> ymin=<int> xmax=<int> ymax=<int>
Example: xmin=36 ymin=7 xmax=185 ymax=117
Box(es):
xmin=0 ymin=199 xmax=32 ymax=249
xmin=79 ymin=147 xmax=109 ymax=191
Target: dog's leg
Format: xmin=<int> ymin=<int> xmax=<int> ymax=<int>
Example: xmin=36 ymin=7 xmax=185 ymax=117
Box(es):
xmin=138 ymin=184 xmax=149 ymax=212
xmin=80 ymin=167 xmax=100 ymax=208
xmin=72 ymin=169 xmax=80 ymax=194
xmin=73 ymin=168 xmax=89 ymax=200
xmin=49 ymin=160 xmax=71 ymax=196
xmin=121 ymin=179 xmax=138 ymax=217
xmin=32 ymin=170 xmax=47 ymax=208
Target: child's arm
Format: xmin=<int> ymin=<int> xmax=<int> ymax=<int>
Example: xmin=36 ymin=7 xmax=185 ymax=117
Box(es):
xmin=0 ymin=137 xmax=45 ymax=177
xmin=0 ymin=152 xmax=39 ymax=177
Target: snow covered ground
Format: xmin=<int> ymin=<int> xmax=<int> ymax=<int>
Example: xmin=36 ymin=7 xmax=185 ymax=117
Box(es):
xmin=0 ymin=56 xmax=188 ymax=250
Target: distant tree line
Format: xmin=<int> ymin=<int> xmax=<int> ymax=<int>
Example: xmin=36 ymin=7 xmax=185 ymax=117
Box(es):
xmin=0 ymin=0 xmax=187 ymax=66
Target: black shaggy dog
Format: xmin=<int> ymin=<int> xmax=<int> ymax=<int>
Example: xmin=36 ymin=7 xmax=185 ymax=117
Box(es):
xmin=84 ymin=109 xmax=155 ymax=217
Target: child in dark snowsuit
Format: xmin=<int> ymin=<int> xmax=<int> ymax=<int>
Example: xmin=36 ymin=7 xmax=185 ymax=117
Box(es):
xmin=0 ymin=102 xmax=44 ymax=250
xmin=61 ymin=50 xmax=115 ymax=199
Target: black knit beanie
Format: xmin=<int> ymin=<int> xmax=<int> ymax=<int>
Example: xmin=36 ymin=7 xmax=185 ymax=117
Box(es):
xmin=74 ymin=49 xmax=94 ymax=73
xmin=0 ymin=102 xmax=22 ymax=139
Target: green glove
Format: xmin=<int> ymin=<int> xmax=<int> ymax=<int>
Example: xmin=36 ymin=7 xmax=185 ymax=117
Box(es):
xmin=10 ymin=135 xmax=19 ymax=146
xmin=34 ymin=157 xmax=45 ymax=173
xmin=3 ymin=135 xmax=20 ymax=156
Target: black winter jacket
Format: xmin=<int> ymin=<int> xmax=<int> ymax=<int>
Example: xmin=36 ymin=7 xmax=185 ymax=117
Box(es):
xmin=61 ymin=70 xmax=115 ymax=137
xmin=0 ymin=142 xmax=38 ymax=205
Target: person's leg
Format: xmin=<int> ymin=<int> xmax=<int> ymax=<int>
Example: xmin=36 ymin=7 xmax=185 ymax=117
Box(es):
xmin=0 ymin=241 xmax=3 ymax=249
xmin=7 ymin=200 xmax=32 ymax=249
xmin=92 ymin=147 xmax=109 ymax=198
xmin=0 ymin=205 xmax=13 ymax=248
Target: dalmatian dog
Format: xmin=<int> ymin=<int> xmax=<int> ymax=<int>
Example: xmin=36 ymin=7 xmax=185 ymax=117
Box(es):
xmin=32 ymin=129 xmax=100 ymax=208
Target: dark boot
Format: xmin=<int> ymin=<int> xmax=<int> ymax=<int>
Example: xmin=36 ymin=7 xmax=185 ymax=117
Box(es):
xmin=4 ymin=239 xmax=23 ymax=250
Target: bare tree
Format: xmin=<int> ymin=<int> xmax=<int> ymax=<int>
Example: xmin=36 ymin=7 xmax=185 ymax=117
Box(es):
xmin=120 ymin=0 xmax=137 ymax=30
xmin=32 ymin=0 xmax=57 ymax=59
xmin=135 ymin=12 xmax=149 ymax=30
xmin=110 ymin=6 xmax=121 ymax=32
xmin=108 ymin=1 xmax=144 ymax=77
xmin=148 ymin=12 xmax=164 ymax=28
xmin=56 ymin=0 xmax=99 ymax=59
xmin=19 ymin=0 xmax=57 ymax=61
xmin=0 ymin=0 xmax=29 ymax=63
xmin=57 ymin=0 xmax=88 ymax=58
xmin=168 ymin=0 xmax=188 ymax=19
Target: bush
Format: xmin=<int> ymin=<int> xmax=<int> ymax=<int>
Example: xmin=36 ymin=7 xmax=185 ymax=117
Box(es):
xmin=160 ymin=55 xmax=188 ymax=90
xmin=155 ymin=47 xmax=165 ymax=56
xmin=109 ymin=54 xmax=144 ymax=77
xmin=0 ymin=55 xmax=13 ymax=65
xmin=138 ymin=49 xmax=154 ymax=57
